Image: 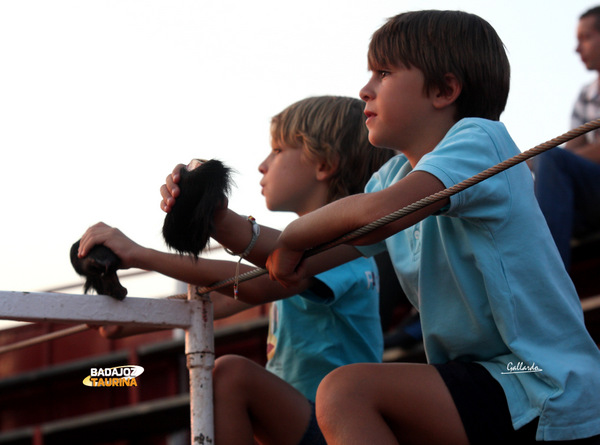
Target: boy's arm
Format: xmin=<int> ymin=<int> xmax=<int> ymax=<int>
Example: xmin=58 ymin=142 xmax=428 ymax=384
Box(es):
xmin=211 ymin=208 xmax=285 ymax=267
xmin=211 ymin=291 xmax=256 ymax=319
xmin=79 ymin=222 xmax=340 ymax=340
xmin=77 ymin=222 xmax=335 ymax=304
xmin=268 ymin=171 xmax=449 ymax=286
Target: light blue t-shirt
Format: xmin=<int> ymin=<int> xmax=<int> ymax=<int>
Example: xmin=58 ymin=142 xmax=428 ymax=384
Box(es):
xmin=266 ymin=256 xmax=383 ymax=402
xmin=358 ymin=118 xmax=600 ymax=441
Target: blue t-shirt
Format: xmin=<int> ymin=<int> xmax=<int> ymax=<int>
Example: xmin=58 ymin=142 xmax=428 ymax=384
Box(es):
xmin=358 ymin=118 xmax=600 ymax=441
xmin=266 ymin=256 xmax=383 ymax=402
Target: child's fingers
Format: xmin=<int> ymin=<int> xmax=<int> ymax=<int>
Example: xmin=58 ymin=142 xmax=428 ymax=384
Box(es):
xmin=78 ymin=222 xmax=108 ymax=257
xmin=159 ymin=184 xmax=175 ymax=212
xmin=171 ymin=163 xmax=186 ymax=184
xmin=159 ymin=163 xmax=186 ymax=212
xmin=165 ymin=174 xmax=180 ymax=197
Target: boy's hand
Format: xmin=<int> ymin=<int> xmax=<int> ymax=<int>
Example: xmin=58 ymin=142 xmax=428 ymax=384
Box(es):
xmin=159 ymin=163 xmax=185 ymax=213
xmin=159 ymin=160 xmax=231 ymax=225
xmin=78 ymin=222 xmax=142 ymax=269
xmin=265 ymin=246 xmax=306 ymax=288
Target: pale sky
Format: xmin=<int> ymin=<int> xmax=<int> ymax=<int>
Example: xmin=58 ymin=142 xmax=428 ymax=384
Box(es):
xmin=0 ymin=0 xmax=598 ymax=327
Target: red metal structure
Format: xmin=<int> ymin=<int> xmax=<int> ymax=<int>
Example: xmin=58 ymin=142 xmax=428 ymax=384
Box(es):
xmin=1 ymin=236 xmax=599 ymax=444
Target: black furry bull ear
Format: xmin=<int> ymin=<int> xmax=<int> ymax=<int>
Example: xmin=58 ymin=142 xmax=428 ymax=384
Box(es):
xmin=162 ymin=159 xmax=233 ymax=257
xmin=69 ymin=240 xmax=127 ymax=300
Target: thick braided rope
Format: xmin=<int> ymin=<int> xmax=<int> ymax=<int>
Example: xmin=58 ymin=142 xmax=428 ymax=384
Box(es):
xmin=169 ymin=118 xmax=600 ymax=300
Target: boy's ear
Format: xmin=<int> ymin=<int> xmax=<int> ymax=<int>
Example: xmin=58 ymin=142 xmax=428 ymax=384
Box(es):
xmin=432 ymin=73 xmax=462 ymax=110
xmin=315 ymin=157 xmax=339 ymax=181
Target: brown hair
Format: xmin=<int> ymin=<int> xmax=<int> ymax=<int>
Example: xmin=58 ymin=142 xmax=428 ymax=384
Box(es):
xmin=581 ymin=6 xmax=600 ymax=31
xmin=271 ymin=96 xmax=395 ymax=203
xmin=368 ymin=10 xmax=510 ymax=121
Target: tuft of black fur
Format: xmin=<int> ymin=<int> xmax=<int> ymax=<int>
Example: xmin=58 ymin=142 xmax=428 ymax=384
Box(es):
xmin=70 ymin=240 xmax=127 ymax=300
xmin=162 ymin=159 xmax=232 ymax=257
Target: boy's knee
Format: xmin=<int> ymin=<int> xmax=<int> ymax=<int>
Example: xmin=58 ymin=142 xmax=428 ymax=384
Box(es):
xmin=316 ymin=364 xmax=362 ymax=408
xmin=316 ymin=364 xmax=369 ymax=432
xmin=213 ymin=354 xmax=254 ymax=392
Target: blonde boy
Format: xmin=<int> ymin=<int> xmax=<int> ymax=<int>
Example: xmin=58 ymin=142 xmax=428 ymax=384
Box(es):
xmin=81 ymin=96 xmax=394 ymax=444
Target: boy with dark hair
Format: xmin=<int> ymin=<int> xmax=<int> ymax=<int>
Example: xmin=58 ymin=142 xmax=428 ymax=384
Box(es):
xmin=265 ymin=10 xmax=600 ymax=444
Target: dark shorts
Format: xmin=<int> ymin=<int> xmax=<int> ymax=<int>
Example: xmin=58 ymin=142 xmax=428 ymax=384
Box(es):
xmin=297 ymin=400 xmax=327 ymax=445
xmin=434 ymin=361 xmax=600 ymax=445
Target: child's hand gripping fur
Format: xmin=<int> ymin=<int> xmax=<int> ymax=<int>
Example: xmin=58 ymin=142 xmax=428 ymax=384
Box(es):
xmin=69 ymin=240 xmax=127 ymax=300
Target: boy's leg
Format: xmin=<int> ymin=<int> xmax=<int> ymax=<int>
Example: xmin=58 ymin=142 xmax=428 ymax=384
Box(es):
xmin=213 ymin=354 xmax=313 ymax=445
xmin=315 ymin=362 xmax=469 ymax=445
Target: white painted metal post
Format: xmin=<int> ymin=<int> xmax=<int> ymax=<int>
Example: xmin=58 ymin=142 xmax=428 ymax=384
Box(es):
xmin=186 ymin=284 xmax=215 ymax=444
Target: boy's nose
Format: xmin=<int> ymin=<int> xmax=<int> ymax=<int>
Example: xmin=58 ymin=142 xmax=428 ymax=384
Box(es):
xmin=360 ymin=82 xmax=374 ymax=102
xmin=258 ymin=158 xmax=268 ymax=174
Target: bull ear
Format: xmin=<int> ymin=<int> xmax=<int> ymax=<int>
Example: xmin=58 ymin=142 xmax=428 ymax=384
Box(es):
xmin=162 ymin=159 xmax=233 ymax=257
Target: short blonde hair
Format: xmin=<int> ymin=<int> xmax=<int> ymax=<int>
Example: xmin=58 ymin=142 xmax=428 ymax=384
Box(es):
xmin=271 ymin=96 xmax=395 ymax=203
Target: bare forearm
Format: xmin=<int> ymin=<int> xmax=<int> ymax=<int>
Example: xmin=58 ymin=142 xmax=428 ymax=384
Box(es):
xmin=133 ymin=247 xmax=307 ymax=304
xmin=277 ymin=196 xmax=368 ymax=252
xmin=132 ymin=247 xmax=214 ymax=284
xmin=211 ymin=291 xmax=255 ymax=319
xmin=211 ymin=209 xmax=284 ymax=267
